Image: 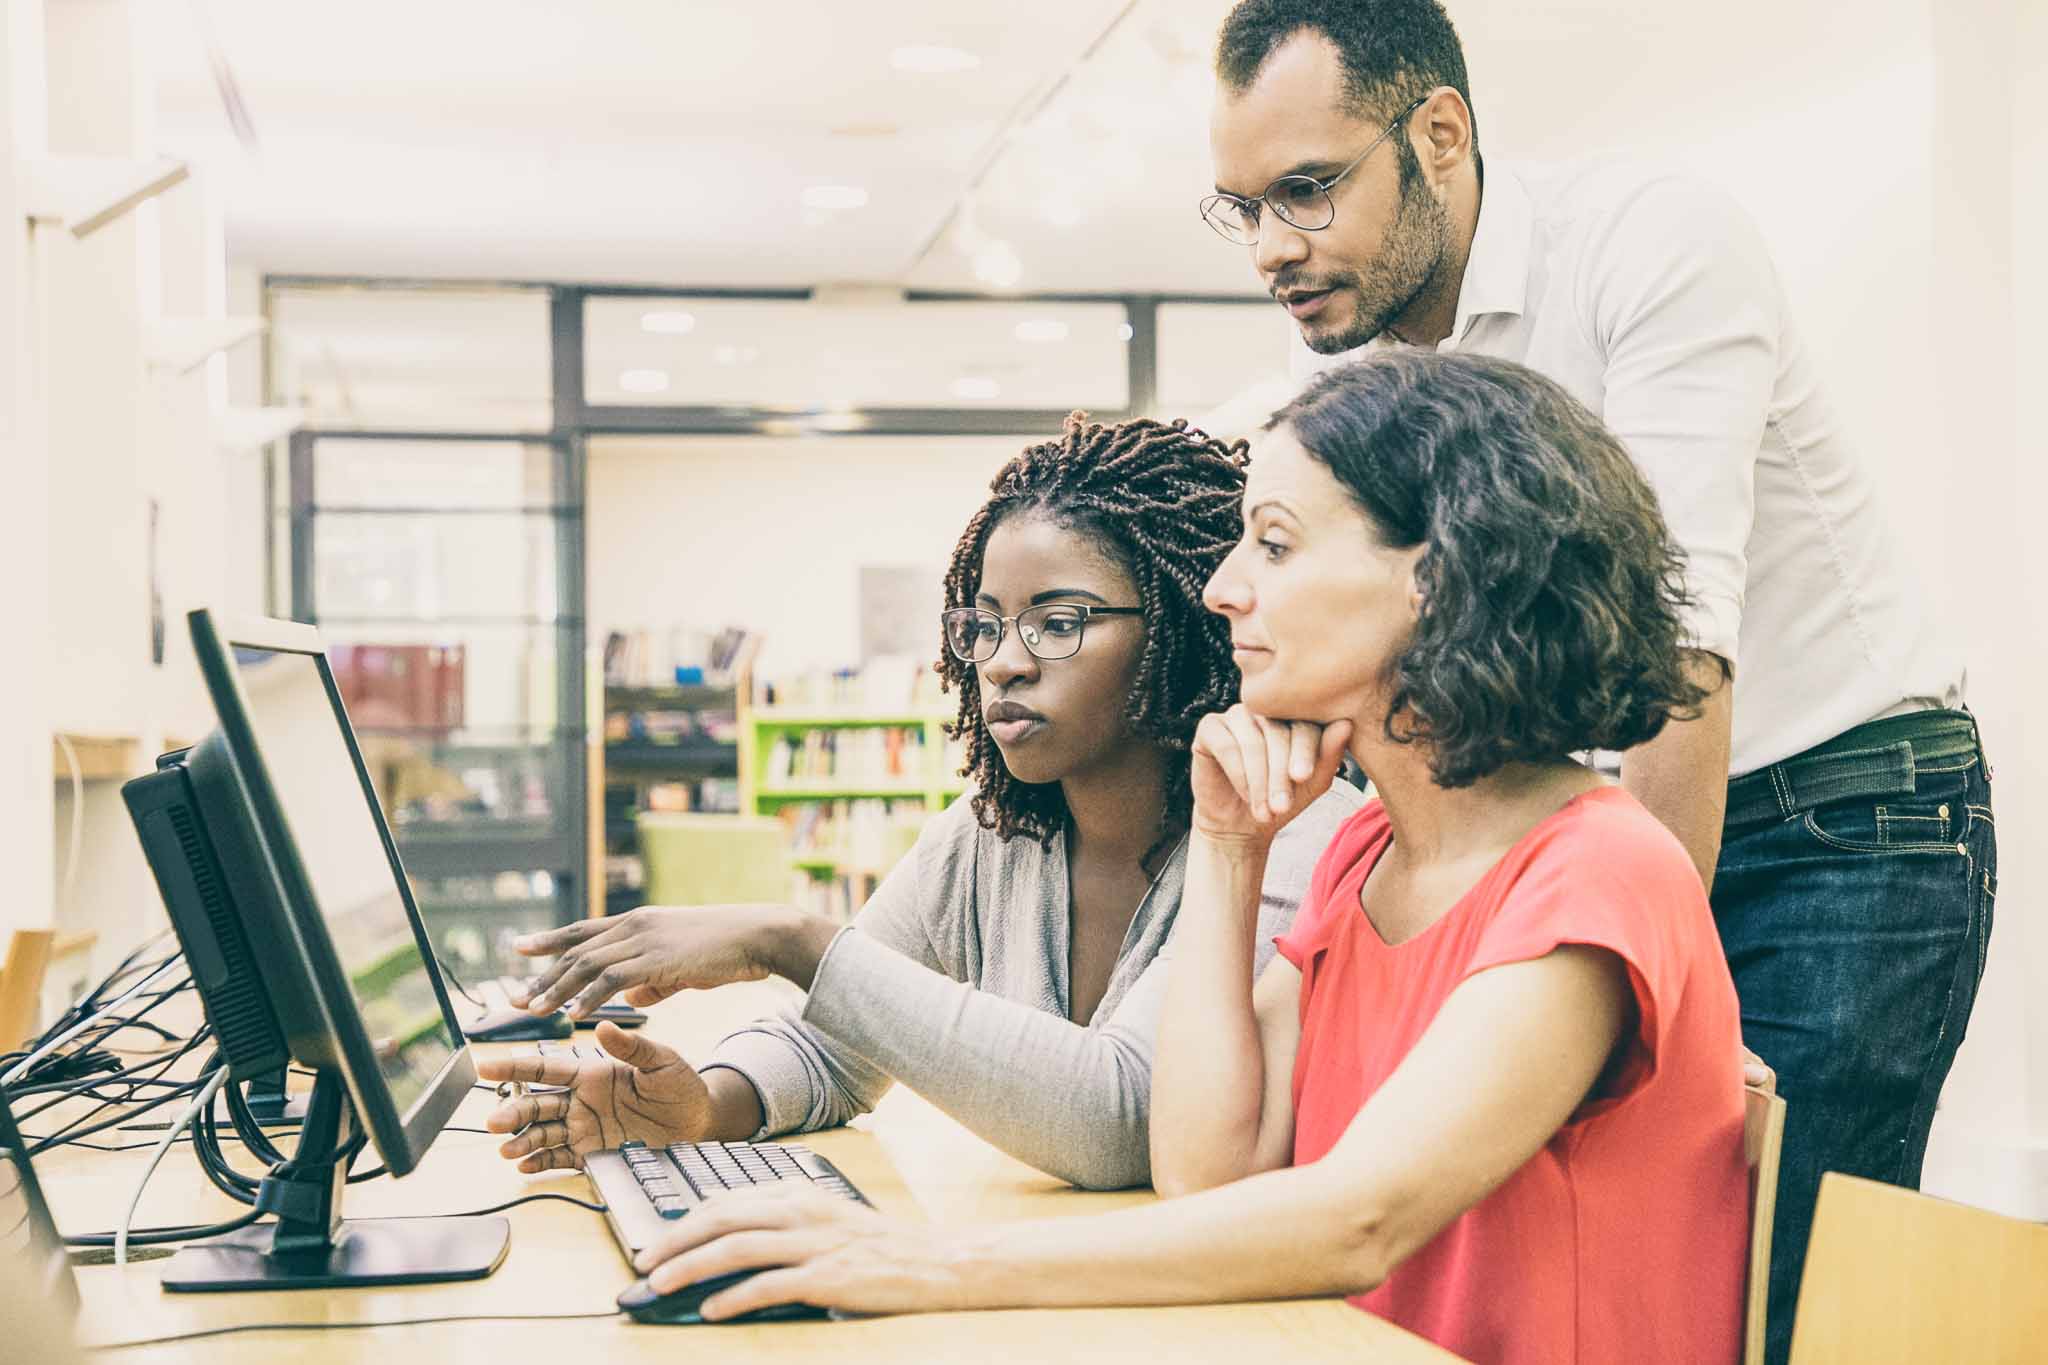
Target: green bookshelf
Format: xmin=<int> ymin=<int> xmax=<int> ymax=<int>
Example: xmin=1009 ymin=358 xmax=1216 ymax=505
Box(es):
xmin=740 ymin=706 xmax=964 ymax=881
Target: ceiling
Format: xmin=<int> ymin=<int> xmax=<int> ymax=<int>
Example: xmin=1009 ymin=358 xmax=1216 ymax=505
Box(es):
xmin=141 ymin=1 xmax=1932 ymax=294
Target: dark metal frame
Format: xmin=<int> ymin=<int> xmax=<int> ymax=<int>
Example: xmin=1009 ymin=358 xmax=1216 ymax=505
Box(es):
xmin=270 ymin=275 xmax=1267 ymax=918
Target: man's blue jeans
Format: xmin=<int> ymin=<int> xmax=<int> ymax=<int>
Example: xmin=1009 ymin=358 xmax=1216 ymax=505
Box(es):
xmin=1713 ymin=709 xmax=1996 ymax=1365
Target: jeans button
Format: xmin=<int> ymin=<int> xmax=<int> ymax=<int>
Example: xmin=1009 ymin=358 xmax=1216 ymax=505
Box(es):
xmin=1938 ymin=804 xmax=1950 ymax=820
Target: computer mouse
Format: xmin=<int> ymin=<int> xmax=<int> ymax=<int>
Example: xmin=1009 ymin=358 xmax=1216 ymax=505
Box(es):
xmin=462 ymin=1007 xmax=573 ymax=1042
xmin=617 ymin=1271 xmax=827 ymax=1325
xmin=574 ymin=1003 xmax=648 ymax=1029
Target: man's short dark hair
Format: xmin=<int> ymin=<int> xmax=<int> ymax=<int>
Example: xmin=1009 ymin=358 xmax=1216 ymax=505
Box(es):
xmin=1267 ymin=351 xmax=1708 ymax=788
xmin=1217 ymin=0 xmax=1479 ymax=161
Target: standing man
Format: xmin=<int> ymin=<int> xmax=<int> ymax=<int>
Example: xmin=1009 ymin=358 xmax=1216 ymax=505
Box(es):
xmin=1202 ymin=3 xmax=1996 ymax=1361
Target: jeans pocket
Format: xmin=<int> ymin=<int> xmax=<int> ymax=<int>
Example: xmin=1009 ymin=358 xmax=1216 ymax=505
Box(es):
xmin=1802 ymin=796 xmax=1965 ymax=854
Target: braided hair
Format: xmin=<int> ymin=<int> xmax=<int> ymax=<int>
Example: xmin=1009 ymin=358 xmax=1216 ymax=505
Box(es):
xmin=939 ymin=412 xmax=1250 ymax=854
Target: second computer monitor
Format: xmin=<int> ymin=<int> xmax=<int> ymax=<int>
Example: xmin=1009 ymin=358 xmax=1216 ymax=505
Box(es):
xmin=189 ymin=609 xmax=474 ymax=1176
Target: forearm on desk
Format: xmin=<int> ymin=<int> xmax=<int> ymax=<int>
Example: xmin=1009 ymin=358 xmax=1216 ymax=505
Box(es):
xmin=698 ymin=1066 xmax=768 ymax=1141
xmin=800 ymin=927 xmax=1156 ymax=1189
xmin=947 ymin=1158 xmax=1380 ymax=1309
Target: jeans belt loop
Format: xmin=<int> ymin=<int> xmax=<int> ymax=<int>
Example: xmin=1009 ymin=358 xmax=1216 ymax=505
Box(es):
xmin=1724 ymin=709 xmax=1979 ymax=831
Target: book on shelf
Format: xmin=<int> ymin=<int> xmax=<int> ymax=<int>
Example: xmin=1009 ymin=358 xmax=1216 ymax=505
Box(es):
xmin=604 ymin=706 xmax=740 ymax=746
xmin=330 ymin=643 xmax=465 ymax=734
xmin=754 ymin=654 xmax=951 ymax=712
xmin=603 ymin=624 xmax=763 ymax=688
xmin=625 ymin=777 xmax=741 ymax=815
xmin=777 ymin=798 xmax=926 ymax=873
xmin=766 ymin=727 xmax=927 ymax=784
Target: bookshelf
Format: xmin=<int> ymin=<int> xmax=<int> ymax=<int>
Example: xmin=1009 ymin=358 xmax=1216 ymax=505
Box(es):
xmin=740 ymin=706 xmax=964 ymax=918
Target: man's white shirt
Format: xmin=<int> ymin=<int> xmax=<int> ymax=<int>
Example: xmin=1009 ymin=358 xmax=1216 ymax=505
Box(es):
xmin=1290 ymin=159 xmax=1962 ymax=777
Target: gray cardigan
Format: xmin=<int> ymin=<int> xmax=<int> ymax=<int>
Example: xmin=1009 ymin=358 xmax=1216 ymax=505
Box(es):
xmin=703 ymin=784 xmax=1363 ymax=1189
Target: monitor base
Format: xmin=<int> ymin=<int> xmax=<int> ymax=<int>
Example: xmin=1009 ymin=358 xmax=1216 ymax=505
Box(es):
xmin=160 ymin=1215 xmax=509 ymax=1292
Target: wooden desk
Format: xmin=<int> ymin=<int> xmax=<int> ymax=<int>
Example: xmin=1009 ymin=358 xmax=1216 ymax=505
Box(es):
xmin=41 ymin=981 xmax=1458 ymax=1363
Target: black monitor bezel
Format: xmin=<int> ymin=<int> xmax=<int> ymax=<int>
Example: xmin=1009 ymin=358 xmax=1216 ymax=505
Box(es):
xmin=187 ymin=608 xmax=475 ymax=1177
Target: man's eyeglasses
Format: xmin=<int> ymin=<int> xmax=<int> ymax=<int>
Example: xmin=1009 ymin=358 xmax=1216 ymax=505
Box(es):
xmin=1198 ymin=93 xmax=1430 ymax=246
xmin=942 ymin=604 xmax=1144 ymax=664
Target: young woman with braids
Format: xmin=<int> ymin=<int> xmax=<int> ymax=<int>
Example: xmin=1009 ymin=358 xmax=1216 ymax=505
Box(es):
xmin=476 ymin=415 xmax=1362 ymax=1190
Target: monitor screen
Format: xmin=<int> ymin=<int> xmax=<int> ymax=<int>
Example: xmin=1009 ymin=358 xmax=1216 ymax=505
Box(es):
xmin=226 ymin=645 xmax=458 ymax=1120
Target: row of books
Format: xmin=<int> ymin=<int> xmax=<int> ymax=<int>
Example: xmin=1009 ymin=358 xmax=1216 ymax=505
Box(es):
xmin=755 ymin=655 xmax=950 ymax=711
xmin=637 ymin=777 xmax=742 ymax=815
xmin=602 ymin=707 xmax=740 ymax=745
xmin=766 ymin=727 xmax=928 ymax=784
xmin=778 ymin=798 xmax=927 ymax=872
xmin=787 ymin=868 xmax=887 ymax=923
xmin=331 ymin=643 xmax=466 ymax=733
xmin=602 ymin=625 xmax=762 ymax=688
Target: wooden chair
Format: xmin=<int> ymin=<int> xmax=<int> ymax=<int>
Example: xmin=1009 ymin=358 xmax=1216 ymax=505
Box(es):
xmin=1744 ymin=1085 xmax=1788 ymax=1365
xmin=0 ymin=929 xmax=56 ymax=1053
xmin=1788 ymin=1171 xmax=2048 ymax=1363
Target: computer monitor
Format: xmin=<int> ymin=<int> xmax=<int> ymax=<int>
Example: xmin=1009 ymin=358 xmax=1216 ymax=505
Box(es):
xmin=122 ymin=609 xmax=507 ymax=1291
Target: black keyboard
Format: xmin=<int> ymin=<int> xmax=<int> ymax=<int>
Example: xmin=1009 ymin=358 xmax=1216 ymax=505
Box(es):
xmin=585 ymin=1139 xmax=871 ymax=1260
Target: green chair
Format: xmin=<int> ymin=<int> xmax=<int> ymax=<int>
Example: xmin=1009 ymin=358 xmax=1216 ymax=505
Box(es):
xmin=635 ymin=812 xmax=791 ymax=906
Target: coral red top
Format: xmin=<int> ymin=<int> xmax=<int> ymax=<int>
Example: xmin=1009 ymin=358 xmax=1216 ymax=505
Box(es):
xmin=1276 ymin=788 xmax=1747 ymax=1364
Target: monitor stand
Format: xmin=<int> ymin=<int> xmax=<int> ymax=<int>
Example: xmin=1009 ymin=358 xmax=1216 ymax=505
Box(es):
xmin=236 ymin=1068 xmax=307 ymax=1127
xmin=161 ymin=1069 xmax=508 ymax=1292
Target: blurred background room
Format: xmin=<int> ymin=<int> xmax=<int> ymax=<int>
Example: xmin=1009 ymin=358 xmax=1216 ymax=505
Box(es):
xmin=4 ymin=0 xmax=2043 ymax=1222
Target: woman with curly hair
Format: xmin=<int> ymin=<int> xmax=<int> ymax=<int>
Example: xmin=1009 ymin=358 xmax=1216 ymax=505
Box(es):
xmin=478 ymin=414 xmax=1361 ymax=1190
xmin=630 ymin=352 xmax=1752 ymax=1364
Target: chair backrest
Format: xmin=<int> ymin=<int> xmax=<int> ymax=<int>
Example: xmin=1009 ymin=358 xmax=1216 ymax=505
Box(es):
xmin=636 ymin=812 xmax=792 ymax=906
xmin=1744 ymin=1085 xmax=1788 ymax=1365
xmin=1789 ymin=1171 xmax=2048 ymax=1363
xmin=0 ymin=930 xmax=55 ymax=1053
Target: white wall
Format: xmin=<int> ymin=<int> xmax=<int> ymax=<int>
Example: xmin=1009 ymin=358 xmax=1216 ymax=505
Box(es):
xmin=1 ymin=0 xmax=54 ymax=942
xmin=1906 ymin=0 xmax=2047 ymax=1218
xmin=586 ymin=435 xmax=1028 ymax=682
xmin=13 ymin=0 xmax=253 ymax=1012
xmin=2014 ymin=0 xmax=2048 ymax=1154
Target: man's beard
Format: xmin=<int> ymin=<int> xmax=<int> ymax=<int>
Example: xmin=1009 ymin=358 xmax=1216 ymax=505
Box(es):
xmin=1297 ymin=171 xmax=1453 ymax=356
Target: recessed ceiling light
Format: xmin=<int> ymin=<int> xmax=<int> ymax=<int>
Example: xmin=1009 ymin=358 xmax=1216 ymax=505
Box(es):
xmin=1014 ymin=319 xmax=1068 ymax=344
xmin=801 ymin=184 xmax=869 ymax=210
xmin=640 ymin=310 xmax=696 ymax=335
xmin=951 ymin=375 xmax=1001 ymax=400
xmin=617 ymin=369 xmax=671 ymax=394
xmin=891 ymin=44 xmax=980 ymax=74
xmin=972 ymin=240 xmax=1023 ymax=290
xmin=713 ymin=345 xmax=760 ymax=366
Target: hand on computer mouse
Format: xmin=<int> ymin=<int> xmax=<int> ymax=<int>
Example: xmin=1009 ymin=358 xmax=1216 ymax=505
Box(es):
xmin=508 ymin=904 xmax=837 ymax=1019
xmin=476 ymin=1022 xmax=712 ymax=1172
xmin=630 ymin=1182 xmax=968 ymax=1322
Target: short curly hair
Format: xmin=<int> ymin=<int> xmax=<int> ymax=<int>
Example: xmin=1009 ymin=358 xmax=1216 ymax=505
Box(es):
xmin=940 ymin=414 xmax=1249 ymax=853
xmin=1269 ymin=352 xmax=1708 ymax=787
xmin=1216 ymin=0 xmax=1480 ymax=170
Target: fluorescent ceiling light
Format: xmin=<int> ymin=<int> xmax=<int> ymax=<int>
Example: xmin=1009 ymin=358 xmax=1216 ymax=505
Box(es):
xmin=801 ymin=184 xmax=869 ymax=210
xmin=1014 ymin=319 xmax=1069 ymax=344
xmin=951 ymin=376 xmax=1001 ymax=400
xmin=617 ymin=369 xmax=671 ymax=394
xmin=641 ymin=310 xmax=696 ymax=335
xmin=891 ymin=44 xmax=980 ymax=73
